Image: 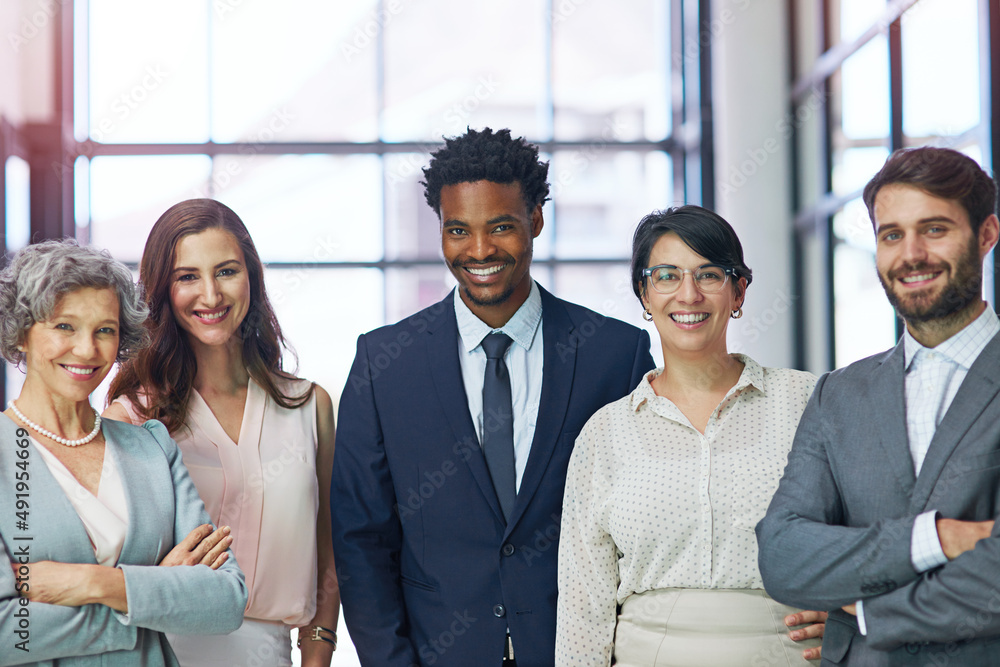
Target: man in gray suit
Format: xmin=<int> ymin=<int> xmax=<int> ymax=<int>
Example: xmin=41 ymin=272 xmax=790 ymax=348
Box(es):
xmin=757 ymin=146 xmax=1000 ymax=665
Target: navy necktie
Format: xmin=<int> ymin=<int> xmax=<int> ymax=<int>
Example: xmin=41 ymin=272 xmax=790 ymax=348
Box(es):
xmin=481 ymin=332 xmax=516 ymax=521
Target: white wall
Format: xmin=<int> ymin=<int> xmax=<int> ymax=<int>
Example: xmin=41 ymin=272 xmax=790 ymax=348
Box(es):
xmin=710 ymin=0 xmax=797 ymax=368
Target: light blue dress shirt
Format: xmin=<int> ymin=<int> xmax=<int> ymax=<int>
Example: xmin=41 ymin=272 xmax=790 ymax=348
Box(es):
xmin=454 ymin=280 xmax=544 ymax=492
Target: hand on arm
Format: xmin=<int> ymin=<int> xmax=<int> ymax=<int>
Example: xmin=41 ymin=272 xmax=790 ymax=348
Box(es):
xmin=936 ymin=518 xmax=994 ymax=560
xmin=299 ymin=384 xmax=340 ymax=667
xmin=12 ymin=561 xmax=127 ymax=612
xmin=785 ymin=611 xmax=826 ymax=661
xmin=158 ymin=523 xmax=232 ymax=569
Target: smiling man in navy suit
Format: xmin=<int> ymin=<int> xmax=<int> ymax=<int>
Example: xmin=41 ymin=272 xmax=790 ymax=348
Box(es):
xmin=331 ymin=128 xmax=654 ymax=667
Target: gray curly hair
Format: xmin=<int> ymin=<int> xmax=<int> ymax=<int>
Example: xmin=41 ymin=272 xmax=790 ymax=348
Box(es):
xmin=0 ymin=240 xmax=149 ymax=365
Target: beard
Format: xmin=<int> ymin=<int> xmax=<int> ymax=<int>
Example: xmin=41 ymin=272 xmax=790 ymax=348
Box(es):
xmin=877 ymin=236 xmax=983 ymax=324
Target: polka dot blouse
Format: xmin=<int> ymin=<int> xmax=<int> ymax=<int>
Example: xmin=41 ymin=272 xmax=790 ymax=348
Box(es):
xmin=555 ymin=354 xmax=817 ymax=665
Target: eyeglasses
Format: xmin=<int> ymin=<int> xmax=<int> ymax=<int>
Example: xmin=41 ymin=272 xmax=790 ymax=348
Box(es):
xmin=642 ymin=264 xmax=736 ymax=294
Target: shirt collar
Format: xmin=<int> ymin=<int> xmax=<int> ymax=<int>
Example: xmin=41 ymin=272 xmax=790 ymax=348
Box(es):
xmin=454 ymin=280 xmax=543 ymax=353
xmin=629 ymin=353 xmax=766 ymax=412
xmin=903 ymin=305 xmax=1000 ymax=371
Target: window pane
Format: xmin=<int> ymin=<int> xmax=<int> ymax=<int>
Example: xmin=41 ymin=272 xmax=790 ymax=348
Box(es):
xmin=837 ymin=35 xmax=889 ymax=140
xmin=553 ymin=0 xmax=669 ymax=140
xmin=88 ymin=155 xmax=213 ymax=263
xmin=211 ymin=1 xmax=378 ymax=142
xmin=834 ymin=243 xmax=895 ymax=367
xmin=382 ymin=0 xmax=547 ymax=141
xmin=901 ymin=0 xmax=981 ymax=139
xmin=5 ymin=156 xmax=30 ymax=252
xmin=209 ymin=154 xmax=382 ymax=263
xmin=384 ymin=266 xmax=456 ymax=325
xmin=552 ymin=263 xmax=659 ymax=364
xmin=88 ymin=0 xmax=209 ymax=142
xmin=832 ymin=197 xmax=875 ymax=251
xmin=836 ymin=0 xmax=887 ymax=43
xmin=265 ymin=268 xmax=384 ymax=405
xmin=831 ymin=146 xmax=888 ymax=197
xmin=384 ymin=152 xmax=443 ymax=262
xmin=551 ymin=151 xmax=671 ymax=259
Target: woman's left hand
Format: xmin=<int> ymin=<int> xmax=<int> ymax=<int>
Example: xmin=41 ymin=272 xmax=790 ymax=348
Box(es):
xmin=785 ymin=610 xmax=827 ymax=661
xmin=12 ymin=561 xmax=128 ymax=612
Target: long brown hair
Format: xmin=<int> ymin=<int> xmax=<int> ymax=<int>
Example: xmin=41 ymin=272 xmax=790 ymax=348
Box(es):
xmin=108 ymin=198 xmax=312 ymax=432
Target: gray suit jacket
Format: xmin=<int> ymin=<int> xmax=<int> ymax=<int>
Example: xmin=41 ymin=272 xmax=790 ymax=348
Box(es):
xmin=757 ymin=327 xmax=1000 ymax=665
xmin=0 ymin=414 xmax=247 ymax=666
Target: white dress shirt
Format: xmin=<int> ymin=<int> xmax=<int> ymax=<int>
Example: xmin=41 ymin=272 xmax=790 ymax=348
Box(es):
xmin=856 ymin=306 xmax=1000 ymax=634
xmin=555 ymin=356 xmax=817 ymax=665
xmin=454 ymin=280 xmax=544 ymax=491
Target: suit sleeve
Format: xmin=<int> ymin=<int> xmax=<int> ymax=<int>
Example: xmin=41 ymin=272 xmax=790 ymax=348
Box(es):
xmin=116 ymin=420 xmax=247 ymax=634
xmin=628 ymin=329 xmax=655 ymax=391
xmin=861 ymin=523 xmax=1000 ymax=649
xmin=330 ymin=334 xmax=418 ymax=667
xmin=0 ymin=537 xmax=139 ymax=665
xmin=756 ymin=373 xmax=920 ymax=609
xmin=555 ymin=418 xmax=618 ymax=667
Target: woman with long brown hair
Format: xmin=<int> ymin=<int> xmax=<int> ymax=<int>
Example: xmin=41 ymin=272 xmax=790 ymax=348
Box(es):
xmin=105 ymin=199 xmax=339 ymax=667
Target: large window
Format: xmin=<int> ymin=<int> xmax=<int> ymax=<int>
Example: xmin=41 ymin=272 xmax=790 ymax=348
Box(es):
xmin=3 ymin=1 xmax=710 ymax=660
xmin=789 ymin=0 xmax=998 ymax=371
xmin=58 ymin=0 xmax=710 ymax=406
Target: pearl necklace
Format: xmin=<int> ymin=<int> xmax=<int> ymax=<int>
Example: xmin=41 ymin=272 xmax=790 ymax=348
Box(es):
xmin=8 ymin=401 xmax=102 ymax=447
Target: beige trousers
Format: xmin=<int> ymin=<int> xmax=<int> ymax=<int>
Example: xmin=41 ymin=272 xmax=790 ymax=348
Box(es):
xmin=613 ymin=588 xmax=820 ymax=667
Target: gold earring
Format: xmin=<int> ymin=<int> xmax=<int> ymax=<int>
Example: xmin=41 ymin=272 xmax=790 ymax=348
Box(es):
xmin=731 ymin=308 xmax=743 ymax=319
xmin=642 ymin=309 xmax=653 ymax=322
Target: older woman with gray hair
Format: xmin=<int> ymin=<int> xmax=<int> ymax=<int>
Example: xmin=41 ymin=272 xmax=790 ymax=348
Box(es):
xmin=0 ymin=239 xmax=247 ymax=666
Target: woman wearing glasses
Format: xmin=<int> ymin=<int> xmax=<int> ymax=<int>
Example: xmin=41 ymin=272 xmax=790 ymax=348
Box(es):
xmin=555 ymin=206 xmax=825 ymax=665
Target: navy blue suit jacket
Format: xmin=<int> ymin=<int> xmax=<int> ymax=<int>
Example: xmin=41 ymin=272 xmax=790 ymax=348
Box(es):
xmin=331 ymin=286 xmax=654 ymax=667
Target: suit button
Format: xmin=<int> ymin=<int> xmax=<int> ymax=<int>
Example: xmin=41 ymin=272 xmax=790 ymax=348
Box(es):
xmin=502 ymin=543 xmax=515 ymax=556
xmin=493 ymin=604 xmax=506 ymax=618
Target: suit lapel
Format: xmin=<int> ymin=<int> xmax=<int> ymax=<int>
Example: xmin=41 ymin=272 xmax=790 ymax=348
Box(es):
xmin=104 ymin=419 xmax=165 ymax=566
xmin=0 ymin=413 xmax=99 ymax=564
xmin=872 ymin=341 xmax=918 ymax=497
xmin=910 ymin=331 xmax=1000 ymax=512
xmin=426 ymin=292 xmax=506 ymax=523
xmin=506 ymin=288 xmax=576 ymax=532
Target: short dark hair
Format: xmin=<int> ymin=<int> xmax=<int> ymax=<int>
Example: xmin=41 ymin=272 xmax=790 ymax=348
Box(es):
xmin=862 ymin=147 xmax=998 ymax=233
xmin=421 ymin=127 xmax=550 ymax=216
xmin=630 ymin=205 xmax=753 ymax=304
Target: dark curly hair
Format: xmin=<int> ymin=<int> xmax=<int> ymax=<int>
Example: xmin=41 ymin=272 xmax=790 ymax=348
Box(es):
xmin=421 ymin=127 xmax=550 ymax=216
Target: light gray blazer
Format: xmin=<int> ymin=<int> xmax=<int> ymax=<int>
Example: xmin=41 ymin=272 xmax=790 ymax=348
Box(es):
xmin=757 ymin=328 xmax=1000 ymax=665
xmin=0 ymin=414 xmax=247 ymax=666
